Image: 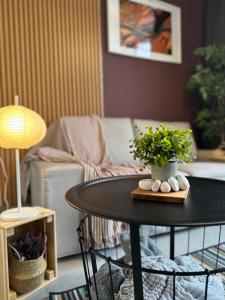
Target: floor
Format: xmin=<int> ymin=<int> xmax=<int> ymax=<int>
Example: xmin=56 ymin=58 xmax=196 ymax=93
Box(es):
xmin=28 ymin=225 xmax=225 ymax=299
xmin=28 ymin=246 xmax=124 ymax=300
xmin=28 ymin=255 xmax=86 ymax=300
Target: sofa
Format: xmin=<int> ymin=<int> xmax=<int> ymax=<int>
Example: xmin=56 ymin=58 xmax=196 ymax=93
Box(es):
xmin=30 ymin=117 xmax=225 ymax=257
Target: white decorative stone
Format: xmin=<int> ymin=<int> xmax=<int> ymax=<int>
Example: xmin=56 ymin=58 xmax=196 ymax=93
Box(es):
xmin=177 ymin=174 xmax=190 ymax=191
xmin=138 ymin=179 xmax=153 ymax=191
xmin=160 ymin=181 xmax=171 ymax=193
xmin=152 ymin=180 xmax=161 ymax=192
xmin=168 ymin=177 xmax=179 ymax=192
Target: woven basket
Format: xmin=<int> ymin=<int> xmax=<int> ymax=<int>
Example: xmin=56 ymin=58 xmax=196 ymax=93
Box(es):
xmin=9 ymin=254 xmax=47 ymax=294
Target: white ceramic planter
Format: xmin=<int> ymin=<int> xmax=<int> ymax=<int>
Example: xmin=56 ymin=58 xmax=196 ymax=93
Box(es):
xmin=151 ymin=161 xmax=177 ymax=181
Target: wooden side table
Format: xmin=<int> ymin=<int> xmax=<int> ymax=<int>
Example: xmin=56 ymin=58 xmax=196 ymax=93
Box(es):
xmin=197 ymin=149 xmax=225 ymax=162
xmin=0 ymin=207 xmax=57 ymax=300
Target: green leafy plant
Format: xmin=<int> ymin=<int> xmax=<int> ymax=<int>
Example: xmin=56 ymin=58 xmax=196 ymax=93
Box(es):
xmin=188 ymin=44 xmax=225 ymax=147
xmin=130 ymin=124 xmax=193 ymax=167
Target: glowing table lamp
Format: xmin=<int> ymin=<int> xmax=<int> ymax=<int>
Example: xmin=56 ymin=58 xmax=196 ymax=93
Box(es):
xmin=0 ymin=96 xmax=46 ymax=221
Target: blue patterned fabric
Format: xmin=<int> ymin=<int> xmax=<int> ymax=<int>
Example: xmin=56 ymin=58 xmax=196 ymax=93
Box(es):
xmin=49 ymin=285 xmax=87 ymax=300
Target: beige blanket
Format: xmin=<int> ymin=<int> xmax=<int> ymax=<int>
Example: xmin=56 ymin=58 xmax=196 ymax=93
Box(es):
xmin=21 ymin=115 xmax=150 ymax=248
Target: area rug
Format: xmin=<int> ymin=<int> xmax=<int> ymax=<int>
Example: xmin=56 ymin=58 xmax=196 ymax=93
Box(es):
xmin=49 ymin=285 xmax=88 ymax=300
xmin=190 ymin=243 xmax=225 ymax=284
xmin=49 ymin=244 xmax=225 ymax=300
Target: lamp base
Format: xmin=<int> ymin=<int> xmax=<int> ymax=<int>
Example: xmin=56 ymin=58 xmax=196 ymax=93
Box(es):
xmin=0 ymin=207 xmax=39 ymax=221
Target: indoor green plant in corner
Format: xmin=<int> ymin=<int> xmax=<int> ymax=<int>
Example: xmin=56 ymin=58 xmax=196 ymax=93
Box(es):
xmin=188 ymin=44 xmax=225 ymax=150
xmin=130 ymin=124 xmax=193 ymax=192
xmin=8 ymin=232 xmax=47 ymax=294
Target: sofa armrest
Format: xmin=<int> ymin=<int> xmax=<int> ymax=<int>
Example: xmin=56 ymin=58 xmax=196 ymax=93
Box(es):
xmin=30 ymin=161 xmax=84 ymax=207
xmin=30 ymin=161 xmax=84 ymax=257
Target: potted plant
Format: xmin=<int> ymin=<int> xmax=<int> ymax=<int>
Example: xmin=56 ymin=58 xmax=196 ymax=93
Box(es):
xmin=130 ymin=124 xmax=193 ymax=182
xmin=188 ymin=44 xmax=225 ymax=149
xmin=8 ymin=231 xmax=47 ymax=294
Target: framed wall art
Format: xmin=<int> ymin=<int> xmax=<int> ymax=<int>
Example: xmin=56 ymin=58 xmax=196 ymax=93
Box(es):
xmin=107 ymin=0 xmax=182 ymax=64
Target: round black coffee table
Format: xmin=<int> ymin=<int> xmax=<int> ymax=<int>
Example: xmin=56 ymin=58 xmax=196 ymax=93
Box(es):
xmin=66 ymin=175 xmax=225 ymax=300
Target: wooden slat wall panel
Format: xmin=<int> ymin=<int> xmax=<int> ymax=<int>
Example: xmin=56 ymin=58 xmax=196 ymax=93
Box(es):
xmin=0 ymin=0 xmax=103 ymax=205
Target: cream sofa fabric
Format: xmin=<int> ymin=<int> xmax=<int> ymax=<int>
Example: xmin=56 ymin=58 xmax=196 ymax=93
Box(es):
xmin=30 ymin=117 xmax=225 ymax=257
xmin=177 ymin=162 xmax=225 ymax=179
xmin=101 ymin=118 xmax=137 ymax=164
xmin=31 ymin=161 xmax=84 ymax=257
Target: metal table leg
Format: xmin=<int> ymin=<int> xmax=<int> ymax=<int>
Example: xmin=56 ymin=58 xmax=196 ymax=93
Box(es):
xmin=88 ymin=215 xmax=98 ymax=274
xmin=170 ymin=226 xmax=175 ymax=260
xmin=130 ymin=223 xmax=144 ymax=300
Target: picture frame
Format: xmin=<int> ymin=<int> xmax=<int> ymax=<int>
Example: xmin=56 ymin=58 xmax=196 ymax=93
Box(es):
xmin=107 ymin=0 xmax=182 ymax=64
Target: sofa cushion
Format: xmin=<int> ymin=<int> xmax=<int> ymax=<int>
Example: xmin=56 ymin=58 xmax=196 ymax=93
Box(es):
xmin=177 ymin=162 xmax=225 ymax=179
xmin=101 ymin=118 xmax=137 ymax=164
xmin=132 ymin=119 xmax=198 ymax=158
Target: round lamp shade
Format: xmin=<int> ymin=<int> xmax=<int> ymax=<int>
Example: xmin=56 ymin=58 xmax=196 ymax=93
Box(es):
xmin=0 ymin=105 xmax=46 ymax=149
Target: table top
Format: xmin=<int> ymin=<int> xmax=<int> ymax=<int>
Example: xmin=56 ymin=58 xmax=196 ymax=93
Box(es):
xmin=66 ymin=175 xmax=225 ymax=227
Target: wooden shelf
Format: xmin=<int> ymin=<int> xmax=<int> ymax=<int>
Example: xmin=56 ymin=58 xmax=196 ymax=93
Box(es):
xmin=16 ymin=278 xmax=56 ymax=300
xmin=0 ymin=207 xmax=57 ymax=300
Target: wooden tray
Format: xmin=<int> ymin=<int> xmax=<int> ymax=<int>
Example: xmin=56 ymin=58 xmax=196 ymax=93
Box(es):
xmin=131 ymin=187 xmax=189 ymax=203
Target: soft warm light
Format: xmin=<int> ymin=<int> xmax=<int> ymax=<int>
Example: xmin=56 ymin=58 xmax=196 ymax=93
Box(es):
xmin=0 ymin=105 xmax=46 ymax=149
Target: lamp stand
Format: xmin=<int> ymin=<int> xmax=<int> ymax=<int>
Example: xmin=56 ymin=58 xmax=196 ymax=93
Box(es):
xmin=0 ymin=149 xmax=38 ymax=221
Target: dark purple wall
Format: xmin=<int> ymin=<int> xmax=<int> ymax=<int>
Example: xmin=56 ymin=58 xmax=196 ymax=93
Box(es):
xmin=101 ymin=0 xmax=204 ymax=123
